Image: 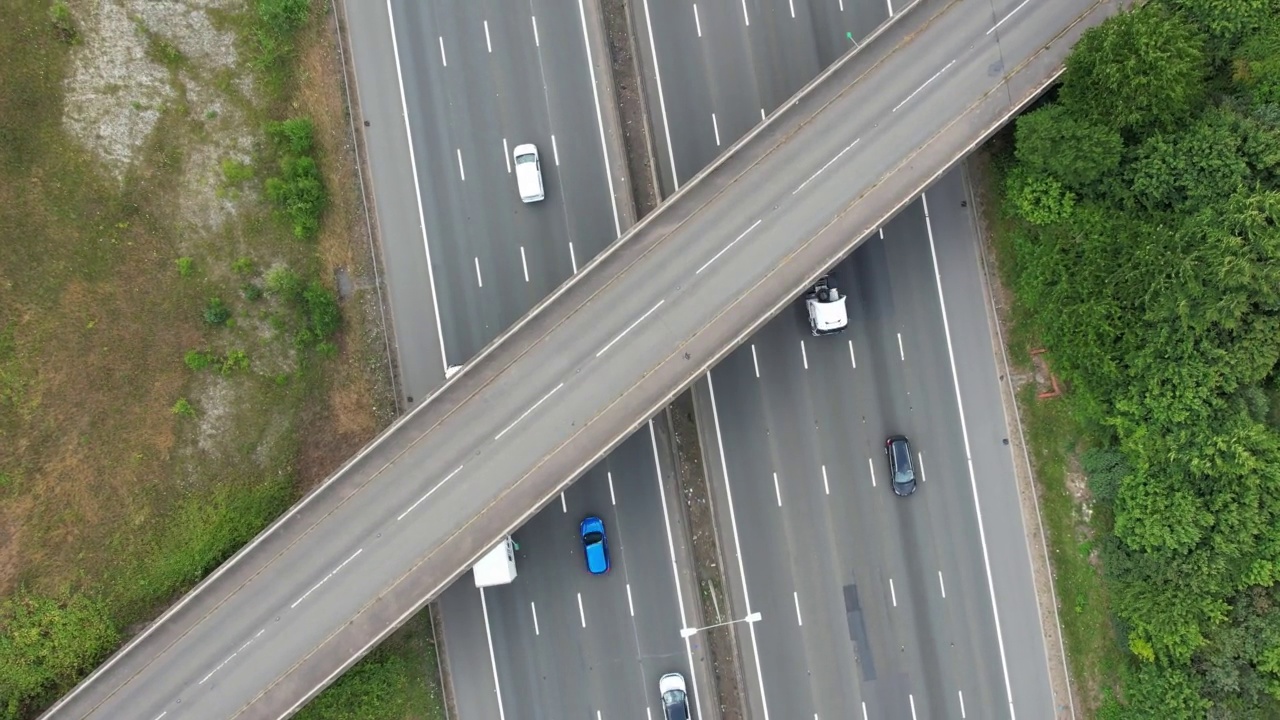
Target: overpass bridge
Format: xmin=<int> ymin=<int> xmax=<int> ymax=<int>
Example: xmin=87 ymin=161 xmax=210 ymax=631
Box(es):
xmin=45 ymin=0 xmax=1118 ymax=717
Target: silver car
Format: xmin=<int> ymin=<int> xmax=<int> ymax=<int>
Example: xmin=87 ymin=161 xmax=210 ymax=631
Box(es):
xmin=659 ymin=673 xmax=689 ymax=720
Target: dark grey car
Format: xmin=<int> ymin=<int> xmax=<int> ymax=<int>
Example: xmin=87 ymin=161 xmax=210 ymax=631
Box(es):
xmin=885 ymin=435 xmax=917 ymax=496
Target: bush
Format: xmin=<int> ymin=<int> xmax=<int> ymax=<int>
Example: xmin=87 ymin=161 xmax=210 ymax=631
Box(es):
xmin=219 ymin=350 xmax=249 ymax=376
xmin=171 ymin=398 xmax=196 ymax=417
xmin=48 ymin=0 xmax=76 ymax=44
xmin=175 ymin=256 xmax=194 ymax=277
xmin=221 ymin=159 xmax=254 ymax=186
xmin=231 ymin=256 xmax=256 ymax=276
xmin=1081 ymin=447 xmax=1128 ymax=505
xmin=265 ymin=154 xmax=326 ymax=240
xmin=257 ymin=0 xmax=311 ymax=40
xmin=241 ymin=282 xmax=264 ymax=302
xmin=0 ymin=593 xmax=118 ymax=717
xmin=266 ymin=117 xmax=315 ymax=156
xmin=184 ymin=349 xmax=214 ymax=371
xmin=265 ymin=266 xmax=304 ymax=301
xmin=203 ymin=297 xmax=231 ymax=326
xmin=303 ymin=282 xmax=341 ymax=340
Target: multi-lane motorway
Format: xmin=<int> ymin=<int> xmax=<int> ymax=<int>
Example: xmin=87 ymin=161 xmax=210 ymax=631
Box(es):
xmin=372 ymin=3 xmax=699 ymax=719
xmin=635 ymin=0 xmax=1057 ymax=717
xmin=44 ymin=0 xmax=1112 ymax=717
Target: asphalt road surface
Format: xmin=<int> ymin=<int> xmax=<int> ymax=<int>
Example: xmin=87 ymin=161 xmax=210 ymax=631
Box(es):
xmin=635 ymin=0 xmax=1058 ymax=717
xmin=375 ymin=2 xmax=695 ymax=719
xmin=44 ymin=1 xmax=1111 ymax=717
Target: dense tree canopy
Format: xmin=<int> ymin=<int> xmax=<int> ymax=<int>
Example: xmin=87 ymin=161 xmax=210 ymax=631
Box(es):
xmin=1000 ymin=1 xmax=1280 ymax=716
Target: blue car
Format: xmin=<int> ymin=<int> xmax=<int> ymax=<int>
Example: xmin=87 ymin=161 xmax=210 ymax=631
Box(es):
xmin=580 ymin=516 xmax=610 ymax=575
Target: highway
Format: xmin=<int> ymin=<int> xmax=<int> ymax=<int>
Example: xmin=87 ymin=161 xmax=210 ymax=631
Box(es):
xmin=43 ymin=0 xmax=1113 ymax=717
xmin=367 ymin=2 xmax=699 ymax=719
xmin=635 ymin=0 xmax=1058 ymax=717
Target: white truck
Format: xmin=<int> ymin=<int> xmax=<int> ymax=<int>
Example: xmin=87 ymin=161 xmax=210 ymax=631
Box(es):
xmin=805 ymin=276 xmax=848 ymax=336
xmin=472 ymin=536 xmax=518 ymax=588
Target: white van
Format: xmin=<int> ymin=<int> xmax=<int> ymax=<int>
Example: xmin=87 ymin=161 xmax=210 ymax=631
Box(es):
xmin=513 ymin=143 xmax=545 ymax=203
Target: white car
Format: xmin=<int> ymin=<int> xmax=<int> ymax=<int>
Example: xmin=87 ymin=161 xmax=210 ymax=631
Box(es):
xmin=659 ymin=673 xmax=689 ymax=720
xmin=512 ymin=143 xmax=545 ymax=203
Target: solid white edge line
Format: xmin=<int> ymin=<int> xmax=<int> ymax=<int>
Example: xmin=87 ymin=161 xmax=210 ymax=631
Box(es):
xmin=397 ymin=465 xmax=464 ymax=521
xmin=388 ymin=1 xmax=448 ymax=372
xmin=531 ymin=601 xmax=540 ymax=635
xmin=596 ymin=299 xmax=665 ymax=357
xmin=495 ymin=382 xmax=565 ymax=440
xmin=922 ymin=192 xmax=1017 ymax=718
xmin=706 ymin=373 xmax=770 ymax=719
xmin=650 ymin=420 xmax=705 ymax=720
xmin=642 ymin=0 xmax=680 ymax=189
xmin=696 ymin=218 xmax=762 ymax=275
xmin=479 ymin=589 xmax=508 ymax=720
xmin=576 ymin=0 xmax=623 ymax=238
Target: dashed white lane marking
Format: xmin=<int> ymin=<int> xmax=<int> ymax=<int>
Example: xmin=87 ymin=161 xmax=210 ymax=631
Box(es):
xmin=898 ymin=332 xmax=905 ymax=360
xmin=495 ymin=382 xmax=565 ymax=440
xmin=153 ymin=713 xmax=167 ymax=720
xmin=560 ymin=492 xmax=567 ymax=513
xmin=696 ymin=218 xmax=762 ymax=274
xmin=626 ymin=583 xmax=635 ymax=616
xmin=483 ymin=19 xmax=492 ymax=53
xmin=531 ymin=601 xmax=540 ymax=635
xmin=705 ymin=374 xmax=770 ymax=719
xmin=862 ymin=701 xmax=868 ymax=719
xmin=551 ymin=134 xmax=560 ymax=166
xmin=848 ymin=340 xmax=857 ymax=368
xmin=886 ymin=0 xmax=895 ymax=15
xmin=398 ymin=466 xmax=464 ymax=521
xmin=760 ymin=107 xmax=766 ymax=121
xmin=693 ymin=3 xmax=702 ymax=37
xmin=520 ymin=246 xmax=529 ymax=282
xmin=868 ymin=457 xmax=876 ymax=487
xmin=909 ymin=693 xmax=918 ymax=720
xmin=649 ymin=420 xmax=706 ymax=720
xmin=889 ymin=577 xmax=897 ymax=607
xmin=503 ymin=138 xmax=511 ymax=173
xmin=788 ymin=0 xmax=795 ymax=18
xmin=800 ymin=340 xmax=809 ymax=369
xmin=793 ymin=138 xmax=859 ymax=195
xmin=479 ymin=588 xmax=508 ymax=720
xmin=712 ymin=112 xmax=721 ymax=146
xmin=456 ymin=148 xmax=466 ymax=181
xmin=197 ymin=628 xmax=264 ymax=685
xmin=879 ymin=227 xmax=885 ymax=239
xmin=918 ymin=452 xmax=927 ymax=482
xmin=577 ymin=592 xmax=586 ymax=628
xmin=773 ymin=472 xmax=782 ymax=507
xmin=569 ymin=243 xmax=579 ymax=273
xmin=608 ymin=471 xmax=616 ymax=505
xmin=596 ymin=300 xmax=664 ymax=357
xmin=740 ymin=0 xmax=750 ymax=26
xmin=751 ymin=344 xmax=760 ymax=378
xmin=438 ymin=36 xmax=447 ymax=66
xmin=291 ymin=548 xmax=363 ymax=609
xmin=822 ymin=465 xmax=830 ymax=495
xmin=474 ymin=256 xmax=482 ymax=287
xmin=839 ymin=0 xmax=844 ymax=10
xmin=597 ymin=712 xmax=602 ymax=720
xmin=793 ymin=591 xmax=803 ymax=625
xmin=923 ymin=193 xmax=1017 ymax=714
xmin=959 ymin=689 xmax=967 ymax=718
xmin=531 ymin=15 xmax=540 ymax=46
xmin=892 ymin=58 xmax=956 ymax=113
xmin=939 ymin=570 xmax=947 ymax=598
xmin=988 ymin=0 xmax=1031 ymax=35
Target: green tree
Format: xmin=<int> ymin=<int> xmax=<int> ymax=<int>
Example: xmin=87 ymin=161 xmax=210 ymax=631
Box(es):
xmin=1060 ymin=6 xmax=1207 ymax=135
xmin=1013 ymin=104 xmax=1124 ymax=191
xmin=1003 ymin=168 xmax=1076 ymax=226
xmin=1126 ymin=110 xmax=1251 ymax=213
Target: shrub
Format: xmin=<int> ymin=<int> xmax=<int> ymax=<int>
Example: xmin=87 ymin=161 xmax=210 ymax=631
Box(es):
xmin=265 ymin=266 xmax=303 ymax=301
xmin=219 ymin=350 xmax=249 ymax=375
xmin=184 ymin=349 xmax=214 ymax=371
xmin=266 ymin=117 xmax=315 ymax=156
xmin=265 ymin=155 xmax=325 ymax=240
xmin=48 ymin=0 xmax=76 ymax=43
xmin=241 ymin=283 xmax=264 ymax=302
xmin=171 ymin=398 xmax=196 ymax=417
xmin=303 ymin=282 xmax=341 ymax=340
xmin=0 ymin=593 xmax=118 ymax=717
xmin=203 ymin=297 xmax=231 ymax=326
xmin=257 ymin=0 xmax=311 ymax=40
xmin=175 ymin=256 xmax=194 ymax=277
xmin=231 ymin=256 xmax=256 ymax=276
xmin=221 ymin=159 xmax=254 ymax=186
